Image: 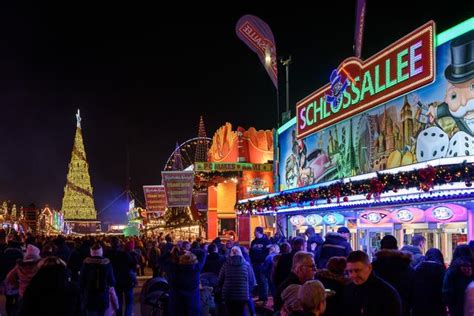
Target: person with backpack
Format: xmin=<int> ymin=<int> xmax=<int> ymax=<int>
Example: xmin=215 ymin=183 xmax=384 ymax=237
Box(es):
xmin=80 ymin=243 xmax=116 ymax=316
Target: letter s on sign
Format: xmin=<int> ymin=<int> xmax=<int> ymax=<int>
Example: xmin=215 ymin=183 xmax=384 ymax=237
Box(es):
xmin=299 ymin=107 xmax=306 ymax=130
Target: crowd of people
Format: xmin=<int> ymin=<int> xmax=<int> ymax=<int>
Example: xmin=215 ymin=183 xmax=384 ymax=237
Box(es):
xmin=0 ymin=226 xmax=473 ymax=316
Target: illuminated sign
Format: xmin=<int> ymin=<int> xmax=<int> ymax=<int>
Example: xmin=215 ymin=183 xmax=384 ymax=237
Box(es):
xmin=361 ymin=212 xmax=389 ymax=224
xmin=305 ymin=214 xmax=323 ymax=226
xmin=431 ymin=206 xmax=454 ymax=220
xmin=297 ymin=21 xmax=434 ymax=139
xmin=195 ymin=162 xmax=273 ymax=172
xmin=290 ymin=215 xmax=305 ymax=226
xmin=396 ymin=209 xmax=414 ymax=222
xmin=323 ymin=213 xmax=345 ymax=225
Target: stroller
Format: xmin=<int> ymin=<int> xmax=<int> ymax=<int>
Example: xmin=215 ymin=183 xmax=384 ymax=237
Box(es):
xmin=140 ymin=277 xmax=170 ymax=316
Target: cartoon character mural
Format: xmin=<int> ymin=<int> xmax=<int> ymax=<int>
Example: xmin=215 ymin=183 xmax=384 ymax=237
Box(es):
xmin=417 ymin=30 xmax=474 ymax=161
xmin=278 ymin=28 xmax=473 ymax=191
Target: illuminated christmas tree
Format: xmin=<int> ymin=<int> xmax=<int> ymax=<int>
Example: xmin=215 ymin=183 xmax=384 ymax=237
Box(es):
xmin=195 ymin=116 xmax=208 ymax=162
xmin=61 ymin=110 xmax=97 ymax=220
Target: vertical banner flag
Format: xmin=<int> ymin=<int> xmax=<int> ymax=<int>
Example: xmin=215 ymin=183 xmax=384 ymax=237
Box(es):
xmin=354 ymin=0 xmax=366 ymax=58
xmin=143 ymin=185 xmax=167 ymax=217
xmin=161 ymin=171 xmax=195 ymax=207
xmin=236 ymin=15 xmax=278 ymax=89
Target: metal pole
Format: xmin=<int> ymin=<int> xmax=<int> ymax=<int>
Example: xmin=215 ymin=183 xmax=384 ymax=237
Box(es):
xmin=281 ymin=56 xmax=292 ymax=113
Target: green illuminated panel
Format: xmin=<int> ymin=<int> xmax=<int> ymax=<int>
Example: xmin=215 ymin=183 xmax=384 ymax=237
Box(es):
xmin=436 ymin=17 xmax=474 ymax=46
xmin=277 ymin=116 xmax=296 ymax=135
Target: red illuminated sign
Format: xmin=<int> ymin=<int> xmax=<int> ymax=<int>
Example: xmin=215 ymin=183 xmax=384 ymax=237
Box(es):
xmin=297 ymin=21 xmax=435 ymax=139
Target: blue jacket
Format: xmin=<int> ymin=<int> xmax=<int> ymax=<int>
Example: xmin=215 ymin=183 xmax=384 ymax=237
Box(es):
xmin=317 ymin=232 xmax=351 ymax=268
xmin=79 ymin=256 xmax=116 ymax=311
xmin=219 ymin=255 xmax=256 ymax=301
xmin=250 ymin=235 xmax=270 ymax=264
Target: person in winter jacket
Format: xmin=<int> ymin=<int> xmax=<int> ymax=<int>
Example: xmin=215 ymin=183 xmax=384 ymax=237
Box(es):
xmin=400 ymin=234 xmax=426 ymax=267
xmin=105 ymin=237 xmax=136 ymax=316
xmin=443 ymin=245 xmax=474 ymax=316
xmin=249 ymin=226 xmax=270 ymax=303
xmin=202 ymin=243 xmax=225 ymax=275
xmin=166 ymin=246 xmax=207 ymax=315
xmin=317 ymin=227 xmax=352 ymax=269
xmin=0 ymin=240 xmax=23 ymax=316
xmin=218 ymin=246 xmax=256 ymax=316
xmin=372 ymin=235 xmax=415 ymax=316
xmin=342 ymin=250 xmax=402 ymax=316
xmin=262 ymin=243 xmax=280 ymax=298
xmin=305 ymin=227 xmax=324 ymax=260
xmin=412 ymin=248 xmax=446 ymax=316
xmin=315 ymin=256 xmax=349 ymax=316
xmin=274 ymin=251 xmax=316 ymax=312
xmin=79 ymin=243 xmax=116 ymax=316
xmin=6 ymin=244 xmax=41 ymax=298
xmin=274 ymin=237 xmax=306 ymax=290
xmin=19 ymin=256 xmax=81 ymax=316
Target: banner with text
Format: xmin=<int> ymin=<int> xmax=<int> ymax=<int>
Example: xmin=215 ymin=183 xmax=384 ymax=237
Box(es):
xmin=236 ymin=15 xmax=278 ymax=89
xmin=161 ymin=171 xmax=195 ymax=207
xmin=195 ymin=162 xmax=273 ymax=172
xmin=143 ymin=185 xmax=166 ymax=217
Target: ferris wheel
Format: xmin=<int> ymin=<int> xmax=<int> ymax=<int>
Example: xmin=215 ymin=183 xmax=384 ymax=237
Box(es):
xmin=164 ymin=137 xmax=212 ymax=171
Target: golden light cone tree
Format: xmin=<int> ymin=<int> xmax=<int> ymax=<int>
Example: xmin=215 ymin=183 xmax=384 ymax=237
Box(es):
xmin=61 ymin=110 xmax=97 ymax=220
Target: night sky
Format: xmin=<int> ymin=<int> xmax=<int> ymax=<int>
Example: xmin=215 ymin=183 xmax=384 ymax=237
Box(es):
xmin=0 ymin=2 xmax=471 ymax=225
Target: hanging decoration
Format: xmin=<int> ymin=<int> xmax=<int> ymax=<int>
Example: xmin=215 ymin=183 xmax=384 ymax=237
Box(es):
xmin=236 ymin=162 xmax=474 ymax=214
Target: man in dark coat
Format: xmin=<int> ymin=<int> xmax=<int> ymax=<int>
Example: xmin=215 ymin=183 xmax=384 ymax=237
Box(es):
xmin=317 ymin=227 xmax=352 ymax=269
xmin=273 ymin=236 xmax=306 ymax=289
xmin=274 ymin=251 xmax=316 ymax=312
xmin=343 ymin=250 xmax=402 ymax=316
xmin=372 ymin=235 xmax=414 ymax=316
xmin=202 ymin=243 xmax=225 ymax=275
xmin=305 ymin=226 xmax=324 ymax=260
xmin=400 ymin=234 xmax=425 ymax=267
xmin=79 ymin=243 xmax=116 ymax=315
xmin=249 ymin=226 xmax=270 ymax=303
xmin=105 ymin=237 xmax=136 ymax=316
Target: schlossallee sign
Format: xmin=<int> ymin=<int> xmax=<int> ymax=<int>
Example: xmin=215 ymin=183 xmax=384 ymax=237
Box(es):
xmin=297 ymin=21 xmax=435 ymax=139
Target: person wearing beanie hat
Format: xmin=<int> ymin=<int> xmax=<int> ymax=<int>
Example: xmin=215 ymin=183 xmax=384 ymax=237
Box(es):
xmin=80 ymin=243 xmax=116 ymax=314
xmin=6 ymin=244 xmax=41 ymax=297
xmin=372 ymin=235 xmax=415 ymax=316
xmin=90 ymin=243 xmax=104 ymax=257
xmin=24 ymin=244 xmax=41 ymax=262
xmin=317 ymin=228 xmax=352 ymax=269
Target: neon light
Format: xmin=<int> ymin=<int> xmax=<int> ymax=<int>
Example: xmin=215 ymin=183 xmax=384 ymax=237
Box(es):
xmin=277 ymin=116 xmax=296 ymax=135
xmin=323 ymin=213 xmax=345 ymax=225
xmin=437 ymin=17 xmax=474 ymax=46
xmin=431 ymin=206 xmax=454 ymax=220
xmin=396 ymin=209 xmax=414 ymax=222
xmin=280 ymin=17 xmax=474 ymax=138
xmin=305 ymin=214 xmax=323 ymax=226
xmin=297 ymin=21 xmax=434 ymax=139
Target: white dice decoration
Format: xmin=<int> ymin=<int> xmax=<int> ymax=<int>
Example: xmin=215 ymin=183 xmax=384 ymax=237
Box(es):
xmin=416 ymin=127 xmax=449 ymax=162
